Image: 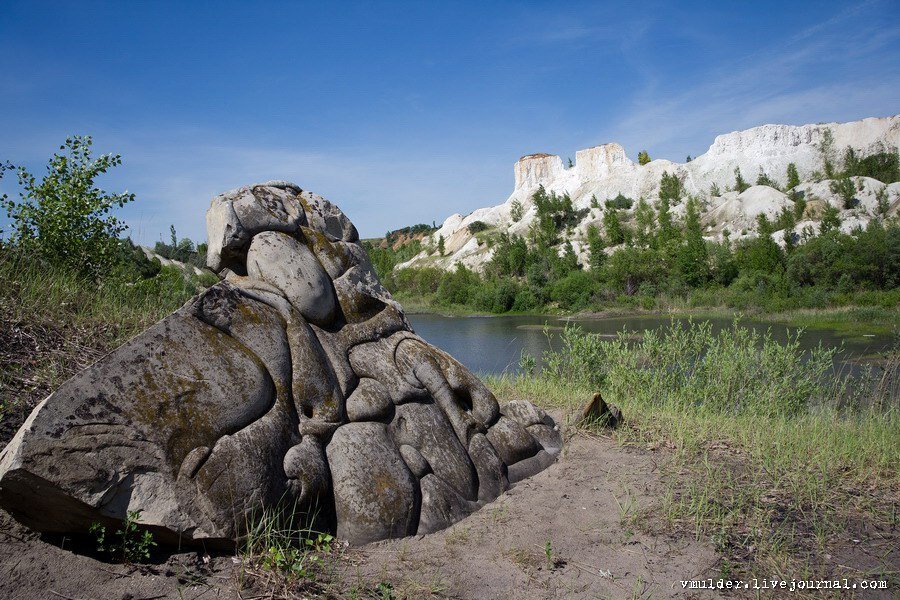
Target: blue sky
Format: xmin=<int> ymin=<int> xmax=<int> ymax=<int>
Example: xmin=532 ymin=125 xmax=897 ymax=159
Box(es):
xmin=1 ymin=1 xmax=898 ymax=243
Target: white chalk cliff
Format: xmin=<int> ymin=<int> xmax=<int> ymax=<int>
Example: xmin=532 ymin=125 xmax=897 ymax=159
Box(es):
xmin=398 ymin=116 xmax=900 ymax=272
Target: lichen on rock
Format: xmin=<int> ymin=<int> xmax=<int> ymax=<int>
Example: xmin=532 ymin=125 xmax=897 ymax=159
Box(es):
xmin=0 ymin=181 xmax=562 ymax=546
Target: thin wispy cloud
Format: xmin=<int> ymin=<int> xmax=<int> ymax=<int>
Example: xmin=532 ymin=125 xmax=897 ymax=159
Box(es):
xmin=603 ymin=1 xmax=900 ymax=159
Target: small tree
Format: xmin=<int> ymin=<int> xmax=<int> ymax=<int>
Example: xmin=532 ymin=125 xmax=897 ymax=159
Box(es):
xmin=638 ymin=150 xmax=651 ymax=166
xmin=634 ymin=196 xmax=656 ymax=248
xmin=467 ymin=221 xmax=490 ymax=234
xmin=830 ymin=176 xmax=856 ymax=209
xmin=656 ymin=196 xmax=678 ymax=246
xmin=786 ymin=163 xmax=800 ymax=190
xmin=756 ymin=167 xmax=779 ymax=190
xmin=659 ymin=171 xmax=683 ymax=204
xmin=0 ymin=162 xmax=10 ymax=241
xmin=437 ymin=234 xmax=445 ymax=256
xmin=792 ymin=194 xmax=807 ymax=220
xmin=602 ymin=207 xmax=627 ymax=245
xmin=709 ymin=182 xmax=721 ymax=197
xmin=820 ymin=204 xmax=841 ymax=234
xmin=734 ymin=167 xmax=750 ymax=193
xmin=510 ymin=199 xmax=524 ymax=222
xmin=586 ymin=224 xmax=605 ymax=270
xmin=875 ymin=187 xmax=890 ymax=218
xmin=677 ymin=195 xmax=709 ymax=286
xmin=567 ymin=157 xmax=574 ymax=168
xmin=1 ymin=136 xmax=135 ymax=278
xmin=817 ymin=129 xmax=836 ymax=179
xmin=756 ymin=213 xmax=774 ymax=237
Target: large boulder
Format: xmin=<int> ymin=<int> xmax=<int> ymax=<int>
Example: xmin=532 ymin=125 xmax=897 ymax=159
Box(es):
xmin=0 ymin=181 xmax=562 ymax=546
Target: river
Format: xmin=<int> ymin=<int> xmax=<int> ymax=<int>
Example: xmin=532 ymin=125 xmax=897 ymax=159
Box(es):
xmin=407 ymin=313 xmax=895 ymax=377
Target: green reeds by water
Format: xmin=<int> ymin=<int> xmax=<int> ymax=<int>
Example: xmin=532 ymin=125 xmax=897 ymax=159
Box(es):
xmin=486 ymin=320 xmax=899 ymax=581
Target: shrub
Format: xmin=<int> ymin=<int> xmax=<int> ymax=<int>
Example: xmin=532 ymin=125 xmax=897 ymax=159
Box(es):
xmin=391 ymin=266 xmax=443 ymax=296
xmin=1 ymin=136 xmax=135 ymax=278
xmin=820 ymin=204 xmax=841 ymax=233
xmin=843 ymin=145 xmax=900 ymax=183
xmin=510 ymin=199 xmax=524 ymax=222
xmin=467 ymin=220 xmax=490 ymax=234
xmin=604 ymin=193 xmax=633 ymax=210
xmin=755 ymin=168 xmax=780 ymax=190
xmin=659 ymin=172 xmax=683 ymax=203
xmin=90 ymin=510 xmax=156 ymax=563
xmin=602 ymin=207 xmax=627 ymax=245
xmin=586 ymin=224 xmax=605 ymax=270
xmin=638 ymin=150 xmax=651 ymax=166
xmin=548 ymin=270 xmax=596 ymax=310
xmin=733 ymin=167 xmax=750 ymax=193
xmin=512 ymin=287 xmax=540 ymax=312
xmin=817 ymin=129 xmax=837 ymax=178
xmin=435 ymin=263 xmax=478 ymax=306
xmin=786 ymin=163 xmax=800 ymax=189
xmin=830 ymin=176 xmax=857 ymax=209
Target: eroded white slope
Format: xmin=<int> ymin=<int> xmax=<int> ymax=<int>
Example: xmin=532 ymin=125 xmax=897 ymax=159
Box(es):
xmin=400 ymin=116 xmax=899 ymax=272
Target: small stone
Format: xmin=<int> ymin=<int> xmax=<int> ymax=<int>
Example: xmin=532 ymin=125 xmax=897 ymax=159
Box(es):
xmin=579 ymin=392 xmax=623 ymax=428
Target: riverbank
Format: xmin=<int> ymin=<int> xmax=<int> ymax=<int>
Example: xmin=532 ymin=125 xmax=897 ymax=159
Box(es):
xmin=483 ymin=322 xmax=899 ymax=592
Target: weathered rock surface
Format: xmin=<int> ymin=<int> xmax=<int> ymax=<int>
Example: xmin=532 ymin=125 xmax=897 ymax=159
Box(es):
xmin=0 ymin=181 xmax=562 ymax=546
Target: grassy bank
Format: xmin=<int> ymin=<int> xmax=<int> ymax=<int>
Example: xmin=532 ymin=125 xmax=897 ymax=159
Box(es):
xmin=0 ymin=250 xmax=212 ymax=437
xmin=486 ymin=321 xmax=899 ymax=585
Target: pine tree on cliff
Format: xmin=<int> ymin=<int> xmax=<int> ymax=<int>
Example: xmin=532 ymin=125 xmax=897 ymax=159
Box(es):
xmin=634 ymin=197 xmax=656 ymax=248
xmin=602 ymin=207 xmax=627 ymax=245
xmin=677 ymin=196 xmax=709 ymax=286
xmin=786 ymin=163 xmax=800 ymax=190
xmin=638 ymin=150 xmax=651 ymax=166
xmin=734 ymin=167 xmax=750 ymax=193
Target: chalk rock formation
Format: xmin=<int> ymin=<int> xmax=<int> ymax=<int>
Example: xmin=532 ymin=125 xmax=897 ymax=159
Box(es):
xmin=0 ymin=182 xmax=561 ymax=546
xmin=399 ymin=115 xmax=900 ymax=271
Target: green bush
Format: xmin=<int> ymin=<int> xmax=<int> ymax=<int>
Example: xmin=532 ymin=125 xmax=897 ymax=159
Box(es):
xmin=90 ymin=510 xmax=157 ymax=563
xmin=659 ymin=172 xmax=684 ymax=203
xmin=435 ymin=264 xmax=478 ymax=306
xmin=843 ymin=146 xmax=899 ymax=183
xmin=512 ymin=287 xmax=540 ymax=311
xmin=548 ymin=270 xmax=596 ymax=310
xmin=733 ymin=167 xmax=750 ymax=193
xmin=467 ymin=220 xmax=490 ymax=234
xmin=829 ymin=176 xmax=857 ymax=209
xmin=1 ymin=136 xmax=135 ymax=279
xmin=604 ymin=194 xmax=633 ymax=210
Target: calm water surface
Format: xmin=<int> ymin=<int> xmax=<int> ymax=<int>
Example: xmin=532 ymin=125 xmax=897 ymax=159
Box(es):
xmin=407 ymin=314 xmax=895 ymax=377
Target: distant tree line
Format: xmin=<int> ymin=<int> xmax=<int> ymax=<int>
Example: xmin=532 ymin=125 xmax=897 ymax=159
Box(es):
xmin=375 ymin=141 xmax=899 ymax=313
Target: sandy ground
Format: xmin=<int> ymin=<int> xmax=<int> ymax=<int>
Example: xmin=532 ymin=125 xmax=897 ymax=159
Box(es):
xmin=342 ymin=434 xmax=720 ymax=599
xmin=0 ymin=433 xmax=721 ymax=599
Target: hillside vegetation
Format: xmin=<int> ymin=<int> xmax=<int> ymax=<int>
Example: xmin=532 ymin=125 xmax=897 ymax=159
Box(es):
xmin=375 ymin=141 xmax=900 ymax=321
xmin=0 ymin=137 xmax=215 ymax=438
